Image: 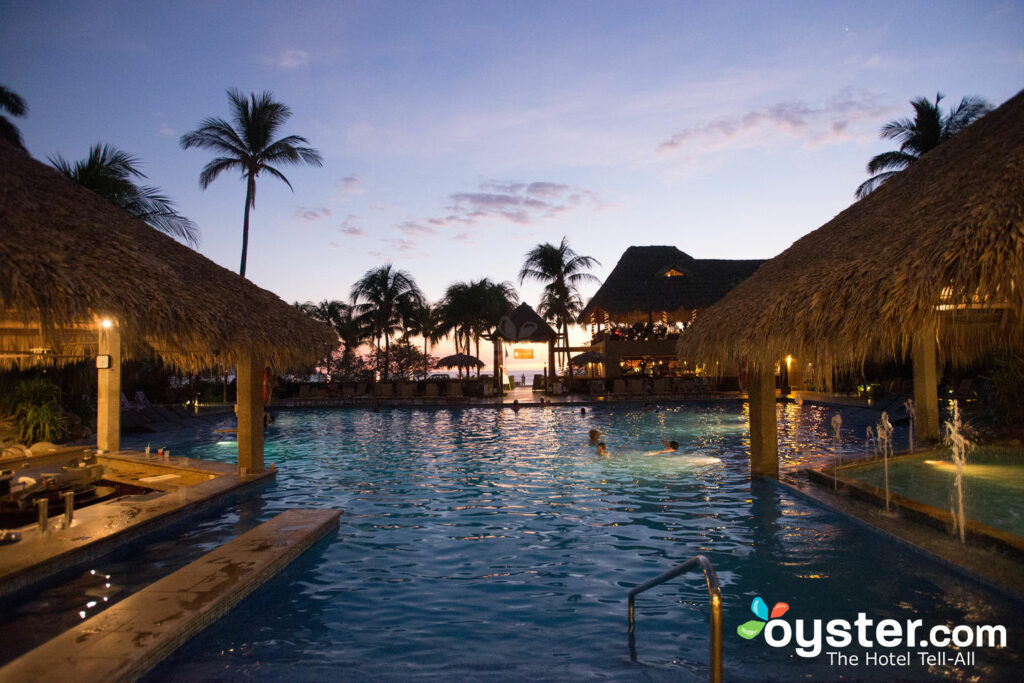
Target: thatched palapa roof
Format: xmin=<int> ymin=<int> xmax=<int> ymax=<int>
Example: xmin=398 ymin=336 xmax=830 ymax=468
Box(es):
xmin=492 ymin=302 xmax=557 ymax=342
xmin=0 ymin=139 xmax=335 ymax=370
xmin=677 ymin=88 xmax=1024 ymax=375
xmin=578 ymin=246 xmax=763 ymax=324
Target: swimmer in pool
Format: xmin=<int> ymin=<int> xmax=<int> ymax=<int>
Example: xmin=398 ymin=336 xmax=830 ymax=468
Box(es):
xmin=596 ymin=442 xmax=608 ymax=456
xmin=589 ymin=429 xmax=601 ymax=444
xmin=647 ymin=438 xmax=679 ymax=455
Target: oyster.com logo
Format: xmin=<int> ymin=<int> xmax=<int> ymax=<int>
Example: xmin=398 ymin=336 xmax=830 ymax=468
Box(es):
xmin=737 ymin=596 xmax=789 ymax=640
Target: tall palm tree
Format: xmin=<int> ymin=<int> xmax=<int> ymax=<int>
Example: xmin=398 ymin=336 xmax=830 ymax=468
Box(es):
xmin=180 ymin=89 xmax=323 ymax=277
xmin=519 ymin=236 xmax=598 ymax=376
xmin=351 ymin=265 xmax=423 ymax=380
xmin=0 ymin=84 xmax=28 ymax=150
xmin=296 ymin=299 xmax=353 ymax=377
xmin=856 ymin=92 xmax=991 ymax=198
xmin=402 ymin=300 xmax=445 ymax=380
xmin=50 ymin=143 xmax=199 ymax=247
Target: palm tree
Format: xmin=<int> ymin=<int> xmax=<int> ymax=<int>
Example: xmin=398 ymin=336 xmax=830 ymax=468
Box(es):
xmin=296 ymin=300 xmax=354 ymax=378
xmin=438 ymin=279 xmax=518 ymax=378
xmin=50 ymin=144 xmax=200 ymax=247
xmin=519 ymin=236 xmax=598 ymax=377
xmin=351 ymin=265 xmax=423 ymax=380
xmin=180 ymin=89 xmax=323 ymax=277
xmin=856 ymin=93 xmax=991 ymax=198
xmin=0 ymin=84 xmax=28 ymax=150
xmin=402 ymin=300 xmax=445 ymax=380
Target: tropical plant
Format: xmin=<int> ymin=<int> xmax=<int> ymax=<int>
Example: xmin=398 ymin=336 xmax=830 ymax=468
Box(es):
xmin=856 ymin=92 xmax=991 ymax=198
xmin=351 ymin=265 xmax=424 ymax=380
xmin=296 ymin=299 xmax=370 ymax=379
xmin=0 ymin=84 xmax=28 ymax=150
xmin=6 ymin=378 xmax=69 ymax=444
xmin=50 ymin=143 xmax=199 ymax=247
xmin=180 ymin=89 xmax=323 ymax=277
xmin=519 ymin=236 xmax=598 ymax=375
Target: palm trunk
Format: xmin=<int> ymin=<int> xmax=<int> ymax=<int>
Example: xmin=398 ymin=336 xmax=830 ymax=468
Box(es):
xmin=423 ymin=337 xmax=429 ymax=380
xmin=384 ymin=333 xmax=390 ymax=381
xmin=239 ymin=176 xmax=255 ymax=277
xmin=475 ymin=336 xmax=481 ymax=378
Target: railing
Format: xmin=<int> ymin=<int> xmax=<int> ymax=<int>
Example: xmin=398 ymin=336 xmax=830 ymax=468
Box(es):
xmin=627 ymin=554 xmax=722 ymax=682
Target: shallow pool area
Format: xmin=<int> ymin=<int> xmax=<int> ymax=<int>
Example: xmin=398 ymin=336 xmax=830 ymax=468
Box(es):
xmin=4 ymin=403 xmax=1019 ymax=680
xmin=842 ymin=447 xmax=1024 ymax=537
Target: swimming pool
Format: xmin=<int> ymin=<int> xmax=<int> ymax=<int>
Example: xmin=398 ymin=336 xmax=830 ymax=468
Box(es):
xmin=7 ymin=403 xmax=1021 ymax=680
xmin=843 ymin=447 xmax=1024 ymax=537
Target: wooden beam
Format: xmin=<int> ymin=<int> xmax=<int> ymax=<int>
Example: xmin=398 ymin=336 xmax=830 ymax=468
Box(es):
xmin=912 ymin=327 xmax=940 ymax=443
xmin=748 ymin=367 xmax=778 ymax=478
xmin=96 ymin=322 xmax=121 ymax=453
xmin=236 ymin=350 xmax=265 ymax=474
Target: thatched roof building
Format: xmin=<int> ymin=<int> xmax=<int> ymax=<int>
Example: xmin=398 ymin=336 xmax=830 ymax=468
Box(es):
xmin=492 ymin=302 xmax=558 ymax=342
xmin=0 ymin=139 xmax=334 ymax=371
xmin=578 ymin=246 xmax=763 ymax=324
xmin=677 ymin=87 xmax=1024 ymax=377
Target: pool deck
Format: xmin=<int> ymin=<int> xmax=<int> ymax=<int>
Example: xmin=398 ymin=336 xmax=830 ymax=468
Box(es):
xmin=0 ymin=508 xmax=340 ymax=683
xmin=0 ymin=449 xmax=275 ymax=602
xmin=780 ymin=470 xmax=1024 ymax=602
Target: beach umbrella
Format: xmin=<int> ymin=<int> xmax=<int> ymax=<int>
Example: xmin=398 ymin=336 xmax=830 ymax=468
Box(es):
xmin=570 ymin=351 xmax=605 ymax=367
xmin=437 ymin=353 xmax=485 ymax=369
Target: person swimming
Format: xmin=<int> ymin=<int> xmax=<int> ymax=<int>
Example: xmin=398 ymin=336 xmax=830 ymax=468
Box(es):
xmin=647 ymin=437 xmax=679 ymax=455
xmin=596 ymin=442 xmax=608 ymax=456
xmin=588 ymin=429 xmax=601 ymax=444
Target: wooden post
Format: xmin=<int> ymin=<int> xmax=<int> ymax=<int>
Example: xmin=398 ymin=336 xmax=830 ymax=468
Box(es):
xmin=236 ymin=350 xmax=265 ymax=474
xmin=748 ymin=366 xmax=778 ymax=478
xmin=96 ymin=321 xmax=121 ymax=453
xmin=912 ymin=328 xmax=940 ymax=443
xmin=493 ymin=338 xmax=503 ymax=395
xmin=548 ymin=340 xmax=557 ymax=393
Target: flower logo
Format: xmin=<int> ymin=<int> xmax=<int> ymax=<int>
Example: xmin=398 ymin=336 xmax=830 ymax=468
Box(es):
xmin=737 ymin=596 xmax=789 ymax=639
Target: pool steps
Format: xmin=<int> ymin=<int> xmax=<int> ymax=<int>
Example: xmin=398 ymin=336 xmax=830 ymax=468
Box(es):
xmin=0 ymin=507 xmax=341 ymax=682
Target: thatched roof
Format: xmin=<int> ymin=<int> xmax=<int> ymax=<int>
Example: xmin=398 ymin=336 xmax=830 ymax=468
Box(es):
xmin=677 ymin=88 xmax=1024 ymax=375
xmin=0 ymin=139 xmax=335 ymax=370
xmin=492 ymin=302 xmax=557 ymax=342
xmin=578 ymin=246 xmax=762 ymax=323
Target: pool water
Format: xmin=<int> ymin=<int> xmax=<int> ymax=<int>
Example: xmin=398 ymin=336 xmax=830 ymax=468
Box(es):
xmin=5 ymin=403 xmax=1020 ymax=680
xmin=845 ymin=447 xmax=1024 ymax=537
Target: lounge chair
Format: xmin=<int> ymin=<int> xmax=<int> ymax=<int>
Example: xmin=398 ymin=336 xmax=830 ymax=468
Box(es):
xmin=399 ymin=382 xmax=415 ymax=398
xmin=134 ymin=391 xmax=152 ymax=409
xmin=424 ymin=383 xmax=439 ymax=397
xmin=612 ymin=379 xmax=627 ymax=396
xmin=375 ymin=382 xmax=394 ymax=397
xmin=652 ymin=378 xmax=668 ymax=395
xmin=448 ymin=383 xmax=463 ymax=398
xmin=627 ymin=378 xmax=644 ymax=395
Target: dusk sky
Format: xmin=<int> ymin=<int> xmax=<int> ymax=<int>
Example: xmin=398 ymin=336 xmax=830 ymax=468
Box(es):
xmin=3 ymin=1 xmax=1022 ymax=368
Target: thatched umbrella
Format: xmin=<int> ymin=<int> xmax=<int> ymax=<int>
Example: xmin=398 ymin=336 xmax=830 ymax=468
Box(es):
xmin=437 ymin=353 xmax=485 ymax=369
xmin=0 ymin=139 xmax=335 ymax=470
xmin=0 ymin=139 xmax=335 ymax=370
xmin=677 ymin=88 xmax=1024 ymax=473
xmin=570 ymin=351 xmax=605 ymax=366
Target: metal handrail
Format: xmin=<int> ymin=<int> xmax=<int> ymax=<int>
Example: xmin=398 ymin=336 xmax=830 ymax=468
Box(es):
xmin=627 ymin=554 xmax=722 ymax=683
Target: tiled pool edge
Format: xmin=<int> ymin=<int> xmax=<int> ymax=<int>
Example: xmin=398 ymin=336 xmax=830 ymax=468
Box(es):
xmin=775 ymin=475 xmax=1024 ymax=604
xmin=0 ymin=508 xmax=341 ymax=683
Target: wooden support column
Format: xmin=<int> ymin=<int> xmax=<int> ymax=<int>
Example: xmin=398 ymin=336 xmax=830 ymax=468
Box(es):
xmin=236 ymin=351 xmax=265 ymax=474
xmin=96 ymin=321 xmax=121 ymax=453
xmin=548 ymin=340 xmax=557 ymax=392
xmin=912 ymin=328 xmax=940 ymax=443
xmin=748 ymin=366 xmax=779 ymax=478
xmin=493 ymin=338 xmax=503 ymax=395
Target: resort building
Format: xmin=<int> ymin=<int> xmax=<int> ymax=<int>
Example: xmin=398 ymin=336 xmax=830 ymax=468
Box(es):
xmin=578 ymin=246 xmax=762 ymax=379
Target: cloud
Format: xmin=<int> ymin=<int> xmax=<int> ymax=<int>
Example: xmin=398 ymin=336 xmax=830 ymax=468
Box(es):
xmin=339 ymin=214 xmax=365 ymax=236
xmin=295 ymin=206 xmax=332 ymax=222
xmin=158 ymin=123 xmax=175 ymax=137
xmin=656 ymin=90 xmax=895 ymax=155
xmin=395 ymin=221 xmax=436 ymax=236
xmin=339 ymin=174 xmax=366 ymax=197
xmin=273 ymin=49 xmax=309 ymax=69
xmin=437 ymin=180 xmax=602 ymax=228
